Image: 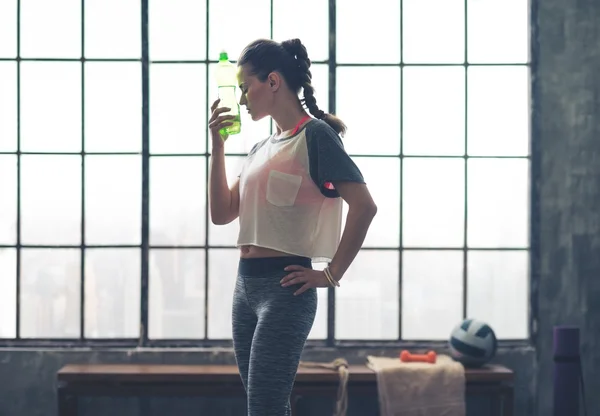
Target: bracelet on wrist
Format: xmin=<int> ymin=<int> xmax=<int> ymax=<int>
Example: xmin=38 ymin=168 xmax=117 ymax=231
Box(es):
xmin=324 ymin=266 xmax=340 ymax=288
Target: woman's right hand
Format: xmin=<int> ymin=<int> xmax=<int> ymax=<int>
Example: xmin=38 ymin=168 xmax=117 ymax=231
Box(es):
xmin=209 ymin=98 xmax=237 ymax=149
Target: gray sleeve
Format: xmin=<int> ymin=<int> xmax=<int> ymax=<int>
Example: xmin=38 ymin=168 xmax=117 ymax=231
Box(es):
xmin=305 ymin=121 xmax=365 ymax=198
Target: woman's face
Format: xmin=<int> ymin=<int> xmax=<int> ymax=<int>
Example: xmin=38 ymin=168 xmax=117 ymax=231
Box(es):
xmin=237 ymin=64 xmax=273 ymax=122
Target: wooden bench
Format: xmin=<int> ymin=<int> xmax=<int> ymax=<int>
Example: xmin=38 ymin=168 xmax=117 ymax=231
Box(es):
xmin=57 ymin=363 xmax=514 ymax=416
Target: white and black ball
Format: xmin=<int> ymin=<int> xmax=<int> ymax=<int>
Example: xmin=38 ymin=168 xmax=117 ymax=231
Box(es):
xmin=449 ymin=319 xmax=497 ymax=367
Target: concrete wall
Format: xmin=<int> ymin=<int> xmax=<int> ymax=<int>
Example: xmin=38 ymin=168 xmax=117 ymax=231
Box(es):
xmin=533 ymin=0 xmax=600 ymax=415
xmin=0 ymin=347 xmax=534 ymax=416
xmin=2 ymin=0 xmax=600 ymax=415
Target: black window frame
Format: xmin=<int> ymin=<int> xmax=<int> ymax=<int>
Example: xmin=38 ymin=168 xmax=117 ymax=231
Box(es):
xmin=0 ymin=0 xmax=536 ymax=349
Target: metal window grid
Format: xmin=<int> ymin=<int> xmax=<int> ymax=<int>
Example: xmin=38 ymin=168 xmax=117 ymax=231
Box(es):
xmin=0 ymin=0 xmax=535 ymax=349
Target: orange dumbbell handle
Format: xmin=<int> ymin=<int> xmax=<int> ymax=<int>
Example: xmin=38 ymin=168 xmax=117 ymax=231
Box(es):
xmin=400 ymin=350 xmax=437 ymax=363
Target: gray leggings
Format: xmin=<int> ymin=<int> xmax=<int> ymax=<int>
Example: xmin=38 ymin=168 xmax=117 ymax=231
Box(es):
xmin=232 ymin=256 xmax=318 ymax=416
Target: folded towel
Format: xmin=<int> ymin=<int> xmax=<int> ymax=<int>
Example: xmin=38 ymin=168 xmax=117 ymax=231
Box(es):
xmin=366 ymin=354 xmax=466 ymax=416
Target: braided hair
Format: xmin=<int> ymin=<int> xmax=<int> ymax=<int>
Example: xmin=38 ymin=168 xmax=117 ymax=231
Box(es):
xmin=238 ymin=38 xmax=347 ymax=136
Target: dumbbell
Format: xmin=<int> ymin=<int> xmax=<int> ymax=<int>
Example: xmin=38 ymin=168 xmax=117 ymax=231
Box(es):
xmin=400 ymin=350 xmax=437 ymax=364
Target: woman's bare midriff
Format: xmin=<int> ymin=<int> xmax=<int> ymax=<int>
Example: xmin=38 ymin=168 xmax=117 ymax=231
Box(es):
xmin=239 ymin=245 xmax=298 ymax=259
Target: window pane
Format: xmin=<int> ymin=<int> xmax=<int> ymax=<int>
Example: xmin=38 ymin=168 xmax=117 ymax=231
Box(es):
xmin=0 ymin=249 xmax=16 ymax=338
xmin=273 ymin=0 xmax=328 ymax=61
xmin=85 ymin=156 xmax=141 ymax=245
xmin=308 ymin=261 xmax=329 ymax=340
xmin=336 ymin=250 xmax=399 ymax=340
xmin=310 ymin=64 xmax=329 ymax=114
xmin=403 ymin=0 xmax=464 ymax=63
xmin=0 ymin=62 xmax=17 ymax=151
xmin=0 ymin=156 xmax=17 ymax=245
xmin=207 ymin=249 xmax=235 ymax=339
xmin=467 ymin=66 xmax=530 ymax=156
xmin=468 ymin=0 xmax=529 ymax=64
xmin=0 ymin=0 xmax=16 ymax=58
xmin=21 ymin=156 xmax=82 ymax=245
xmin=467 ymin=159 xmax=529 ymax=248
xmin=403 ymin=67 xmax=465 ymax=156
xmin=337 ymin=0 xmax=400 ymax=63
xmin=150 ymin=64 xmax=207 ymax=155
xmin=85 ymin=63 xmax=142 ymax=153
xmin=21 ymin=62 xmax=81 ymax=152
xmin=209 ymin=0 xmax=270 ymax=60
xmin=150 ymin=249 xmax=205 ymax=339
xmin=402 ymin=250 xmax=463 ymax=340
xmin=149 ymin=0 xmax=207 ymax=61
xmin=85 ymin=0 xmax=140 ymax=58
xmin=85 ymin=249 xmax=140 ymax=338
xmin=467 ymin=251 xmax=528 ymax=339
xmin=150 ymin=157 xmax=206 ymax=246
xmin=208 ymin=64 xmax=271 ymax=155
xmin=21 ymin=0 xmax=80 ymax=58
xmin=208 ymin=156 xmax=245 ymax=246
xmin=337 ymin=67 xmax=401 ymax=155
xmin=20 ymin=248 xmax=80 ymax=338
xmin=403 ymin=158 xmax=464 ymax=248
xmin=342 ymin=158 xmax=400 ymax=248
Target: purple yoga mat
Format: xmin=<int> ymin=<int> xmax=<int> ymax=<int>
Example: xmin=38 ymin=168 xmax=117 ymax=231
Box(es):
xmin=553 ymin=326 xmax=580 ymax=416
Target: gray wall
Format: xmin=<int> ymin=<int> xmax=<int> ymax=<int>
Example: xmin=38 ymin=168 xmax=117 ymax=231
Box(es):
xmin=0 ymin=347 xmax=534 ymax=416
xmin=2 ymin=0 xmax=600 ymax=415
xmin=534 ymin=0 xmax=600 ymax=415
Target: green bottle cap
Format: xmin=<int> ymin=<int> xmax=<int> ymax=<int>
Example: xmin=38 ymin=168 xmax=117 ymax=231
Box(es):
xmin=219 ymin=51 xmax=229 ymax=61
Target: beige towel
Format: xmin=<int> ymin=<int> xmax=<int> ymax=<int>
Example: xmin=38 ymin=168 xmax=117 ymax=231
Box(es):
xmin=366 ymin=354 xmax=466 ymax=416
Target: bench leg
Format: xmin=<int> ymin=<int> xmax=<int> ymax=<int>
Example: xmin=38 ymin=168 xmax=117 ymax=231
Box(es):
xmin=291 ymin=393 xmax=301 ymax=416
xmin=502 ymin=385 xmax=514 ymax=416
xmin=57 ymin=387 xmax=77 ymax=416
xmin=491 ymin=393 xmax=501 ymax=416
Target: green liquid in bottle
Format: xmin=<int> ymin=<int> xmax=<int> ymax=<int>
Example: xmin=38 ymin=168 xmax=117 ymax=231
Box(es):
xmin=216 ymin=51 xmax=241 ymax=138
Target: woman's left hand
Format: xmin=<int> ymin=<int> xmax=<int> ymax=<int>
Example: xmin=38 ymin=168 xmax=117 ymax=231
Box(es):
xmin=281 ymin=265 xmax=332 ymax=296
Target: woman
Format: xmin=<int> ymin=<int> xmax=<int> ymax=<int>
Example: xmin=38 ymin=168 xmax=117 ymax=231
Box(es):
xmin=208 ymin=38 xmax=377 ymax=415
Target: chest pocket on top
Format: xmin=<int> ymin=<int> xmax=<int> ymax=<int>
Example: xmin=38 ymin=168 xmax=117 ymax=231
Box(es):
xmin=266 ymin=170 xmax=303 ymax=207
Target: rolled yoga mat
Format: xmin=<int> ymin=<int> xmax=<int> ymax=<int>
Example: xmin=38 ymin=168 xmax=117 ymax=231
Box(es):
xmin=553 ymin=326 xmax=581 ymax=416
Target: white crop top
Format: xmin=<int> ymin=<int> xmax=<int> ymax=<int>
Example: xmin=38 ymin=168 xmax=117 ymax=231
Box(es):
xmin=237 ymin=119 xmax=365 ymax=263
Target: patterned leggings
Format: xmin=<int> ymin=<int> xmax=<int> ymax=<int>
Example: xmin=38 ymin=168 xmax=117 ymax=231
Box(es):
xmin=232 ymin=256 xmax=318 ymax=416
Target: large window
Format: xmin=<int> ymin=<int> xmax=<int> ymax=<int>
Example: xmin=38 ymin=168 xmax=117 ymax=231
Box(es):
xmin=0 ymin=0 xmax=530 ymax=346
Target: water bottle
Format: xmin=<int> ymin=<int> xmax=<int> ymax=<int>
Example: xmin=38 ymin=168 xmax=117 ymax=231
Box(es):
xmin=215 ymin=51 xmax=241 ymax=137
